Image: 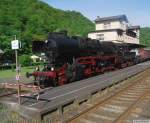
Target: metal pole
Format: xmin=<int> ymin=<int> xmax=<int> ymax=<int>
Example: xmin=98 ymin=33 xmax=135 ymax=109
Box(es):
xmin=15 ymin=35 xmax=21 ymax=104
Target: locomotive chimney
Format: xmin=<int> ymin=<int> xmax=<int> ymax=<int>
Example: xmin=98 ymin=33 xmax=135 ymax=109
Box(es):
xmin=60 ymin=30 xmax=68 ymax=36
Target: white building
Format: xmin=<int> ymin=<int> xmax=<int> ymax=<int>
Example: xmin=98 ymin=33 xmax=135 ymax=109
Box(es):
xmin=88 ymin=15 xmax=140 ymax=44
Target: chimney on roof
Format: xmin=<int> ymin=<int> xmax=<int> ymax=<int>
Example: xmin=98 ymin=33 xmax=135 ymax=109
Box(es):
xmin=97 ymin=16 xmax=100 ymax=19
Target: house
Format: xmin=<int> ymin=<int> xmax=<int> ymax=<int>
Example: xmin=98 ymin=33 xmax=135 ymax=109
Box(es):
xmin=88 ymin=15 xmax=140 ymax=44
xmin=31 ymin=55 xmax=40 ymax=62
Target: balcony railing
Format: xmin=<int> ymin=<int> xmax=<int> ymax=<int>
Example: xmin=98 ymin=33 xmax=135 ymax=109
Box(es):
xmin=117 ymin=35 xmax=139 ymax=44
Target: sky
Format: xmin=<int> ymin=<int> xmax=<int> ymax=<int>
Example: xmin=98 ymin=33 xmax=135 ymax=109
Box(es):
xmin=43 ymin=0 xmax=150 ymax=27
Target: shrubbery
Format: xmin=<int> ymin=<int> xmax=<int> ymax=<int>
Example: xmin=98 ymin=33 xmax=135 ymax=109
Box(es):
xmin=31 ymin=62 xmax=46 ymax=66
xmin=0 ymin=64 xmax=15 ymax=70
xmin=19 ymin=54 xmax=32 ymax=66
xmin=0 ymin=55 xmax=46 ymax=70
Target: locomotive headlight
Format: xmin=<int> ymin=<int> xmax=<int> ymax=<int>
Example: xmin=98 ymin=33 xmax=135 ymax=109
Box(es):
xmin=45 ymin=40 xmax=48 ymax=43
xmin=51 ymin=67 xmax=54 ymax=71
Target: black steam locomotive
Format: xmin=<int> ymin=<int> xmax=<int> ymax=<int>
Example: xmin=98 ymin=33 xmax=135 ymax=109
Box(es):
xmin=27 ymin=32 xmax=140 ymax=87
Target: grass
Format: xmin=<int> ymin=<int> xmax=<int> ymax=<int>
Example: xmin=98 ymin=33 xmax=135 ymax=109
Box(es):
xmin=0 ymin=66 xmax=35 ymax=79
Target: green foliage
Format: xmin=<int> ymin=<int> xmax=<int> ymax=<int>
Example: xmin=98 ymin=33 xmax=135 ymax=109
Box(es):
xmin=0 ymin=0 xmax=94 ymax=60
xmin=19 ymin=54 xmax=32 ymax=66
xmin=140 ymin=27 xmax=150 ymax=46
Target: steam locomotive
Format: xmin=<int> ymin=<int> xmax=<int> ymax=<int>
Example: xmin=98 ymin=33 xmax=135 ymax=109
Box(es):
xmin=26 ymin=32 xmax=148 ymax=87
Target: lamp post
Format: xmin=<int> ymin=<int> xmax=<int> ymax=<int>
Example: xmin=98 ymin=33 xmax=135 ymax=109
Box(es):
xmin=11 ymin=35 xmax=21 ymax=104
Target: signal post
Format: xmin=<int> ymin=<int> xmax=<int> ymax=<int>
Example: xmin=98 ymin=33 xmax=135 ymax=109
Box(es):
xmin=11 ymin=36 xmax=21 ymax=104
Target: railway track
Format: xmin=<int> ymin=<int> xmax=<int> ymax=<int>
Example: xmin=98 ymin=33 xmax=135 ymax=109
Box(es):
xmin=0 ymin=62 xmax=150 ymax=123
xmin=69 ymin=69 xmax=150 ymax=123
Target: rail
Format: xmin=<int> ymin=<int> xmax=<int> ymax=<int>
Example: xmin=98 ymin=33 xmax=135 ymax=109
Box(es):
xmin=70 ymin=68 xmax=150 ymax=123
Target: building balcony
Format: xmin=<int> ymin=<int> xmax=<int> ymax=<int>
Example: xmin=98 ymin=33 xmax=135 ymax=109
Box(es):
xmin=117 ymin=35 xmax=139 ymax=44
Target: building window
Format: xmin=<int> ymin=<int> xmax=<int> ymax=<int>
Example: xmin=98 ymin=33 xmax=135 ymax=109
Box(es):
xmin=117 ymin=30 xmax=123 ymax=36
xmin=104 ymin=22 xmax=111 ymax=29
xmin=120 ymin=22 xmax=126 ymax=29
xmin=97 ymin=34 xmax=104 ymax=41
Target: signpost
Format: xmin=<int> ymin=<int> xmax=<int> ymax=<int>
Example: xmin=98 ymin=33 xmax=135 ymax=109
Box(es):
xmin=11 ymin=35 xmax=21 ymax=104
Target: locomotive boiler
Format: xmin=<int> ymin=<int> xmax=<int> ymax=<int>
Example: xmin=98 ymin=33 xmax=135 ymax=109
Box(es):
xmin=32 ymin=32 xmax=118 ymax=65
xmin=27 ymin=32 xmax=137 ymax=87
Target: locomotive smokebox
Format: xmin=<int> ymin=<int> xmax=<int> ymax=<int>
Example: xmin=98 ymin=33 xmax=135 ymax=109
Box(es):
xmin=47 ymin=32 xmax=81 ymax=64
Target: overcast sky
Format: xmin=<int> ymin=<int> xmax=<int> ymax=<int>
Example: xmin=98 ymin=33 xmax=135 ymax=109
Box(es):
xmin=43 ymin=0 xmax=150 ymax=27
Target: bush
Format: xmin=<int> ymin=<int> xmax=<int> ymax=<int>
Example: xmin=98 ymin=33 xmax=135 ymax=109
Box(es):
xmin=0 ymin=64 xmax=15 ymax=70
xmin=31 ymin=62 xmax=45 ymax=66
xmin=19 ymin=55 xmax=32 ymax=66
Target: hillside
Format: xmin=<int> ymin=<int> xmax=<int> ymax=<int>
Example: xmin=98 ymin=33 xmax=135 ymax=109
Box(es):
xmin=0 ymin=0 xmax=150 ymax=59
xmin=140 ymin=27 xmax=150 ymax=46
xmin=0 ymin=0 xmax=94 ymax=55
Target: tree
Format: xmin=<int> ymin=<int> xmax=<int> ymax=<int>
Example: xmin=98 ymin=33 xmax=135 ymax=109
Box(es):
xmin=19 ymin=54 xmax=32 ymax=66
xmin=0 ymin=0 xmax=95 ymax=63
